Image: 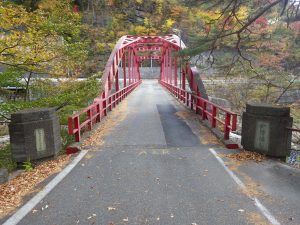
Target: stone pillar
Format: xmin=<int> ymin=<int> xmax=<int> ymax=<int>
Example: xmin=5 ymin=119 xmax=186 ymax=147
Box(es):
xmin=9 ymin=108 xmax=61 ymax=162
xmin=241 ymin=103 xmax=293 ymax=157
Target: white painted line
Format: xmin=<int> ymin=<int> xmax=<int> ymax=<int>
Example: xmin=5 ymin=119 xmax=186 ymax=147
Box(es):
xmin=254 ymin=198 xmax=281 ymax=225
xmin=209 ymin=148 xmax=245 ymax=188
xmin=208 ymin=148 xmax=281 ymax=225
xmin=2 ymin=150 xmax=88 ymax=225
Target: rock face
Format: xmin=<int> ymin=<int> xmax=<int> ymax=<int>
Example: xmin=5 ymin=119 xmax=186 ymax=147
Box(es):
xmin=241 ymin=103 xmax=293 ymax=157
xmin=9 ymin=108 xmax=61 ymax=162
xmin=0 ymin=168 xmax=8 ymax=184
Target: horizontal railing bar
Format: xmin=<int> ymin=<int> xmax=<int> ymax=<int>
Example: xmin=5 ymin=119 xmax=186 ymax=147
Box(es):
xmin=68 ymin=80 xmax=142 ymax=141
xmin=160 ymin=80 xmax=237 ymax=141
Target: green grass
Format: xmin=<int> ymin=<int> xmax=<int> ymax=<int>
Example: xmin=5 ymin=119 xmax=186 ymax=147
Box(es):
xmin=0 ymin=144 xmax=17 ymax=172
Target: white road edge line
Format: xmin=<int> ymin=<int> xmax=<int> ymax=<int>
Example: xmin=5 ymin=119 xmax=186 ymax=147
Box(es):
xmin=209 ymin=148 xmax=281 ymax=225
xmin=2 ymin=150 xmax=88 ymax=225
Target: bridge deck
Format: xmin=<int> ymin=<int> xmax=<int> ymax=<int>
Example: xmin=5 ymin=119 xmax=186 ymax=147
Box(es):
xmin=8 ymin=80 xmax=300 ymax=225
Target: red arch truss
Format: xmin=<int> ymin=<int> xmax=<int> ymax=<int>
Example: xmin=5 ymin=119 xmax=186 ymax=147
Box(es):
xmin=68 ymin=35 xmax=237 ymax=148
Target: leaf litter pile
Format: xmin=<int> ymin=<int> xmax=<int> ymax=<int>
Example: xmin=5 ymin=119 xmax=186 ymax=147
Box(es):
xmin=0 ymin=155 xmax=71 ymax=219
xmin=81 ymin=101 xmax=128 ymax=149
xmin=226 ymin=150 xmax=265 ymax=162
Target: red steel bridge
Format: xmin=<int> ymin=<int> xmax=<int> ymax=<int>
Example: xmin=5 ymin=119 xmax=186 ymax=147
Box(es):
xmin=68 ymin=35 xmax=237 ymax=147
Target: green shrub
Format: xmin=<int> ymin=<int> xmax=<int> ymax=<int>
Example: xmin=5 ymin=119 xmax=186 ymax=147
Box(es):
xmin=0 ymin=145 xmax=17 ymax=172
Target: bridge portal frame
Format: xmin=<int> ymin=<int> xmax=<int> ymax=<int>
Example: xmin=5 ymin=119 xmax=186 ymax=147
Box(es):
xmin=68 ymin=35 xmax=237 ymax=147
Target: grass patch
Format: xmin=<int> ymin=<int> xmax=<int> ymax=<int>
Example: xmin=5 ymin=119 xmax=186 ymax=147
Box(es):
xmin=0 ymin=145 xmax=17 ymax=172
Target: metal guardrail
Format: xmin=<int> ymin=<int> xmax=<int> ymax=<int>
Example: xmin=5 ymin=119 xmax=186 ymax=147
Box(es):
xmin=160 ymin=80 xmax=237 ymax=140
xmin=68 ymin=80 xmax=141 ymax=142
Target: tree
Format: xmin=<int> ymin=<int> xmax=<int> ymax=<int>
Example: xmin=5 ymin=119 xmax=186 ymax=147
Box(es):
xmin=0 ymin=0 xmax=88 ymax=100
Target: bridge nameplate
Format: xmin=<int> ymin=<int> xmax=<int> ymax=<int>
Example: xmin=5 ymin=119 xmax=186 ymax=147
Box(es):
xmin=254 ymin=120 xmax=270 ymax=153
xmin=35 ymin=128 xmax=46 ymax=155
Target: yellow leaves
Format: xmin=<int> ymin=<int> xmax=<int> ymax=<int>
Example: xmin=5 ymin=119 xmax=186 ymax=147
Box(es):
xmin=155 ymin=0 xmax=163 ymax=14
xmin=165 ymin=18 xmax=175 ymax=28
xmin=135 ymin=0 xmax=143 ymax=4
xmin=162 ymin=18 xmax=175 ymax=32
xmin=0 ymin=3 xmax=30 ymax=30
xmin=197 ymin=10 xmax=220 ymax=23
xmin=144 ymin=17 xmax=150 ymax=27
xmin=236 ymin=6 xmax=249 ymax=21
xmin=0 ymin=1 xmax=87 ymax=77
xmin=133 ymin=25 xmax=148 ymax=35
xmin=108 ymin=43 xmax=115 ymax=50
xmin=96 ymin=42 xmax=106 ymax=52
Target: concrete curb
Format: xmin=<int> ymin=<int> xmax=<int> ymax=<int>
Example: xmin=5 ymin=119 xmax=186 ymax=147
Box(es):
xmin=203 ymin=120 xmax=239 ymax=149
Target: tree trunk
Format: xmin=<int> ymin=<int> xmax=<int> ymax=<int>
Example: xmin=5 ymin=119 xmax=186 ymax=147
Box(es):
xmin=24 ymin=72 xmax=32 ymax=102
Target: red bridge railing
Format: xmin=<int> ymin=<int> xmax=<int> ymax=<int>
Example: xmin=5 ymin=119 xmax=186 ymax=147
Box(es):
xmin=67 ymin=34 xmax=238 ymax=146
xmin=160 ymin=80 xmax=237 ymax=141
xmin=68 ymin=80 xmax=141 ymax=142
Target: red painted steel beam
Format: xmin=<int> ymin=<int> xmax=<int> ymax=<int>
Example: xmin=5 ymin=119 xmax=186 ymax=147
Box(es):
xmin=69 ymin=34 xmax=233 ymax=143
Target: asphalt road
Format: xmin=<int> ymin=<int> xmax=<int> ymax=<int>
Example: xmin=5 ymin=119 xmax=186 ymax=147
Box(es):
xmin=3 ymin=80 xmax=300 ymax=225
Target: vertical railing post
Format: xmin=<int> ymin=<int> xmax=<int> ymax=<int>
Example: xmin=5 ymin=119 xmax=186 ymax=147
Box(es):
xmin=96 ymin=102 xmax=101 ymax=122
xmin=74 ymin=116 xmax=80 ymax=142
xmin=186 ymin=92 xmax=188 ymax=106
xmin=224 ymin=113 xmax=231 ymax=140
xmin=196 ymin=91 xmax=201 ymax=114
xmin=174 ymin=53 xmax=177 ymax=87
xmin=165 ymin=51 xmax=168 ymax=82
xmin=164 ymin=53 xmax=166 ymax=82
xmin=123 ymin=50 xmax=127 ymax=87
xmin=182 ymin=68 xmax=186 ymax=91
xmin=191 ymin=94 xmax=194 ymax=110
xmin=202 ymin=101 xmax=207 ymax=120
xmin=108 ymin=96 xmax=112 ymax=111
xmin=102 ymin=93 xmax=107 ymax=116
xmin=232 ymin=114 xmax=237 ymax=131
xmin=108 ymin=72 xmax=111 ymax=92
xmin=87 ymin=108 xmax=92 ymax=130
xmin=169 ymin=48 xmax=173 ymax=85
xmin=212 ymin=106 xmax=217 ymax=128
xmin=128 ymin=49 xmax=131 ymax=84
xmin=115 ymin=69 xmax=119 ymax=105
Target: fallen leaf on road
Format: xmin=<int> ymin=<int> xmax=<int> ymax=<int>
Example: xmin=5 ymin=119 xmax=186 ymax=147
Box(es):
xmin=0 ymin=155 xmax=70 ymax=219
xmin=191 ymin=223 xmax=198 ymax=225
xmin=226 ymin=151 xmax=265 ymax=162
xmin=32 ymin=209 xmax=38 ymax=213
xmin=107 ymin=206 xmax=117 ymax=211
xmin=41 ymin=204 xmax=48 ymax=211
xmin=87 ymin=214 xmax=97 ymax=220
